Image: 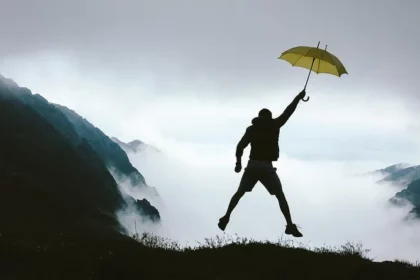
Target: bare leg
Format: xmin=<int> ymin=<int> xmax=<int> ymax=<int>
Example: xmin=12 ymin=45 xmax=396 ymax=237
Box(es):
xmin=224 ymin=191 xmax=245 ymax=219
xmin=218 ymin=191 xmax=246 ymax=230
xmin=218 ymin=167 xmax=257 ymax=231
xmin=275 ymin=192 xmax=293 ymax=226
xmin=259 ymin=168 xmax=294 ymax=226
xmin=276 ymin=190 xmax=302 ymax=237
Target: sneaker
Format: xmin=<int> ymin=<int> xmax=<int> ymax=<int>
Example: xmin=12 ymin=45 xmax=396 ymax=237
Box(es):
xmin=218 ymin=216 xmax=229 ymax=231
xmin=285 ymin=224 xmax=303 ymax=238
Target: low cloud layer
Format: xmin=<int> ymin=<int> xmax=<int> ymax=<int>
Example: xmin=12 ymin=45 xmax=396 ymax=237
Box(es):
xmin=118 ymin=141 xmax=420 ymax=262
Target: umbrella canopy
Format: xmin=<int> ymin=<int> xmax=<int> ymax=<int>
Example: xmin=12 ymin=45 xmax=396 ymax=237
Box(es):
xmin=278 ymin=42 xmax=347 ymax=102
xmin=278 ymin=46 xmax=348 ymax=77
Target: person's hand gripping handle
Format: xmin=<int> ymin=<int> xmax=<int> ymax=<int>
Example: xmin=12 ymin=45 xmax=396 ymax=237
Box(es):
xmin=299 ymin=89 xmax=309 ymax=102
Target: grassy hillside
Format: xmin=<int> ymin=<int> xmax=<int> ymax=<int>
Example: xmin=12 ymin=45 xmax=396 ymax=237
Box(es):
xmin=1 ymin=231 xmax=419 ymax=280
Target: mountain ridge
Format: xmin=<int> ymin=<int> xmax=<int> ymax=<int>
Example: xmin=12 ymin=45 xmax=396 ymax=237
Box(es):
xmin=375 ymin=163 xmax=420 ymax=219
xmin=0 ymin=74 xmax=160 ymax=238
xmin=111 ymin=137 xmax=160 ymax=154
xmin=54 ymin=104 xmax=148 ymax=188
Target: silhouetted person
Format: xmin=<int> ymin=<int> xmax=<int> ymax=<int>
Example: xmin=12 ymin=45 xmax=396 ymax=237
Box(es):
xmin=218 ymin=89 xmax=307 ymax=237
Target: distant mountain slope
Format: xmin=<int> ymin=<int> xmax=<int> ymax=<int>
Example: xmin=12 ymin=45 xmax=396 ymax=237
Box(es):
xmin=375 ymin=163 xmax=420 ymax=220
xmin=111 ymin=137 xmax=161 ymax=198
xmin=111 ymin=137 xmax=160 ymax=154
xmin=0 ymin=75 xmax=150 ymax=189
xmin=0 ymin=75 xmax=160 ymax=237
xmin=0 ymin=76 xmax=83 ymax=146
xmin=374 ymin=163 xmax=412 ymax=178
xmin=55 ymin=105 xmax=147 ymax=187
xmin=391 ymin=179 xmax=420 ymax=208
xmin=379 ymin=165 xmax=420 ymax=186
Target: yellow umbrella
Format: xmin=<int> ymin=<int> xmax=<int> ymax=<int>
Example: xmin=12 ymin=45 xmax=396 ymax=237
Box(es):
xmin=278 ymin=41 xmax=347 ymax=102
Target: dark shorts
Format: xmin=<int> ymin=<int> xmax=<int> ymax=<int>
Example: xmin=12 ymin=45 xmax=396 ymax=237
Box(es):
xmin=237 ymin=160 xmax=283 ymax=196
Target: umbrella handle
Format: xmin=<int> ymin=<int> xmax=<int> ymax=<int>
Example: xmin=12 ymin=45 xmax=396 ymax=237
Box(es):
xmin=301 ymin=85 xmax=310 ymax=102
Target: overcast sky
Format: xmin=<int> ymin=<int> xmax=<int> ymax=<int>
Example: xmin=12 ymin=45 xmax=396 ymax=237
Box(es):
xmin=2 ymin=0 xmax=420 ymax=262
xmin=1 ymin=0 xmax=419 ymax=163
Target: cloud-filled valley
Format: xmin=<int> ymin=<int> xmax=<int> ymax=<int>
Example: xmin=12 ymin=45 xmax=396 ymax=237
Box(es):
xmin=115 ymin=138 xmax=420 ymax=262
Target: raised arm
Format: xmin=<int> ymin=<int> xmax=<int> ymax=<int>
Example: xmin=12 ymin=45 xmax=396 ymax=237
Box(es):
xmin=274 ymin=89 xmax=306 ymax=128
xmin=235 ymin=127 xmax=251 ymax=167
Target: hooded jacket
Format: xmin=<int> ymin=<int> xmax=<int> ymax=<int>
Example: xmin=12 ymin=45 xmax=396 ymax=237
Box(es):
xmin=235 ymin=94 xmax=302 ymax=162
xmin=236 ymin=116 xmax=280 ymax=161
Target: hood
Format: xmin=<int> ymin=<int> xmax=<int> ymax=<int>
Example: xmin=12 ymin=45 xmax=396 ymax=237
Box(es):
xmin=251 ymin=116 xmax=274 ymax=126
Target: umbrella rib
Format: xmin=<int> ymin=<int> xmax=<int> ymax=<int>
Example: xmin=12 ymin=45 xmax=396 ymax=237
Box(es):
xmin=317 ymin=49 xmax=328 ymax=74
xmin=328 ymin=53 xmax=336 ymax=75
xmin=291 ymin=55 xmax=304 ymax=66
xmin=291 ymin=48 xmax=311 ymax=66
xmin=316 ymin=53 xmax=322 ymax=74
